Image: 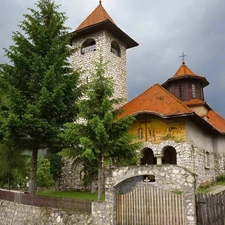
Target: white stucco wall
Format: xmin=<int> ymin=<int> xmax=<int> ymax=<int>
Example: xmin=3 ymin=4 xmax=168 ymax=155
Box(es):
xmin=185 ymin=119 xmax=214 ymax=152
xmin=214 ymin=136 xmax=225 ymax=154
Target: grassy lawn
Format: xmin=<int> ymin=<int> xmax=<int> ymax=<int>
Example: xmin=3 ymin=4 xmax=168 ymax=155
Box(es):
xmin=197 ymin=180 xmax=225 ymax=193
xmin=36 ymin=189 xmax=103 ymax=201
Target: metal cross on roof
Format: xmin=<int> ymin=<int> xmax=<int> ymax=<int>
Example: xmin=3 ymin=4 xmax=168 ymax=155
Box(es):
xmin=180 ymin=52 xmax=187 ymax=63
xmin=99 ymin=0 xmax=102 ymax=4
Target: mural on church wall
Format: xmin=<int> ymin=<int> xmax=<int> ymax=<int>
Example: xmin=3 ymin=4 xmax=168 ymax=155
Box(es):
xmin=130 ymin=117 xmax=186 ymax=144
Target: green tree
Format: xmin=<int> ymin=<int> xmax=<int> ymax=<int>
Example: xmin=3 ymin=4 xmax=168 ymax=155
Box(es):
xmin=0 ymin=0 xmax=80 ymax=194
xmin=49 ymin=154 xmax=62 ymax=182
xmin=0 ymin=144 xmax=28 ymax=190
xmin=37 ymin=158 xmax=54 ymax=188
xmin=61 ymin=57 xmax=141 ymax=201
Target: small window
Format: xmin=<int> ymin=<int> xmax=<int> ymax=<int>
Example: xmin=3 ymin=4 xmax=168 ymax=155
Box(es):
xmin=192 ymin=84 xmax=196 ymax=98
xmin=179 ymin=85 xmax=183 ymax=98
xmin=143 ymin=175 xmax=155 ymax=183
xmin=205 ymin=151 xmax=210 ymax=169
xmin=111 ymin=41 xmax=121 ymax=57
xmin=81 ymin=38 xmax=96 ymax=55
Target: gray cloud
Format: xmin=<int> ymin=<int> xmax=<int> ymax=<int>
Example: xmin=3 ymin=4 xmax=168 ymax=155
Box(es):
xmin=1 ymin=0 xmax=225 ymax=117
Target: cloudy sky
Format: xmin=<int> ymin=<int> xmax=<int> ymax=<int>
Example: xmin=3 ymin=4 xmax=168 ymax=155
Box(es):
xmin=1 ymin=0 xmax=225 ymax=117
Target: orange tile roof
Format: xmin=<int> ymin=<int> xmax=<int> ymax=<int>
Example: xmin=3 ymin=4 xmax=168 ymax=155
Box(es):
xmin=183 ymin=99 xmax=206 ymax=107
xmin=173 ymin=62 xmax=196 ymax=78
xmin=76 ymin=3 xmax=115 ymax=31
xmin=207 ymin=110 xmax=225 ymax=133
xmin=120 ymin=84 xmax=193 ymax=118
xmin=162 ymin=62 xmax=209 ymax=88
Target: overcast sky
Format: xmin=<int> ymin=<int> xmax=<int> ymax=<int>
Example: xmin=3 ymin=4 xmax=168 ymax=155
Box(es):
xmin=1 ymin=0 xmax=225 ymax=117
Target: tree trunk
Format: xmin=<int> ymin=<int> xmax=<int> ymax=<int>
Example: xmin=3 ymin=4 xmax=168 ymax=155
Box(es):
xmin=28 ymin=147 xmax=38 ymax=194
xmin=97 ymin=154 xmax=103 ymax=201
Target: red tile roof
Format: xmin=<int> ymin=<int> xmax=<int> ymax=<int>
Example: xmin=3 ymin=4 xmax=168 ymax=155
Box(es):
xmin=207 ymin=110 xmax=225 ymax=133
xmin=173 ymin=62 xmax=196 ymax=78
xmin=162 ymin=63 xmax=209 ymax=88
xmin=120 ymin=84 xmax=193 ymax=118
xmin=120 ymin=83 xmax=225 ymax=134
xmin=183 ymin=99 xmax=206 ymax=107
xmin=76 ymin=3 xmax=115 ymax=31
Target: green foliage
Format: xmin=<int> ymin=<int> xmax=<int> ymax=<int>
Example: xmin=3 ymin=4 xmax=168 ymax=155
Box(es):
xmin=0 ymin=144 xmax=29 ymax=189
xmin=0 ymin=0 xmax=80 ymax=194
xmin=49 ymin=154 xmax=62 ymax=181
xmin=37 ymin=158 xmax=54 ymax=188
xmin=61 ymin=56 xmax=141 ymax=200
xmin=216 ymin=173 xmax=225 ymax=182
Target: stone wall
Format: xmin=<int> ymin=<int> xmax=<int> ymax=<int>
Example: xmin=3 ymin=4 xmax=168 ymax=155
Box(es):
xmin=56 ymin=159 xmax=98 ymax=192
xmin=0 ymin=165 xmax=198 ymax=225
xmin=142 ymin=140 xmax=225 ymax=187
xmin=0 ymin=200 xmax=95 ymax=225
xmin=71 ymin=30 xmax=127 ymax=102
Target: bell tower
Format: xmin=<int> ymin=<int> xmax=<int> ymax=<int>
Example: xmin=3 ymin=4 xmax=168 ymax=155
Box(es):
xmin=70 ymin=2 xmax=138 ymax=101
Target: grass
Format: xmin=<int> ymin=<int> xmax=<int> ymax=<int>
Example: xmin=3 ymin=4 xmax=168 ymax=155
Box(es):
xmin=37 ymin=189 xmax=103 ymax=201
xmin=197 ymin=180 xmax=225 ymax=193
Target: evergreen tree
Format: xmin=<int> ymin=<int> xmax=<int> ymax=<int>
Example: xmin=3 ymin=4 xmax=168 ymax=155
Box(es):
xmin=0 ymin=0 xmax=80 ymax=194
xmin=61 ymin=57 xmax=141 ymax=201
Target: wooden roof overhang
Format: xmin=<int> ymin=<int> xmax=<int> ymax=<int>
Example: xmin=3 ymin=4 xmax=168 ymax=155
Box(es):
xmin=162 ymin=75 xmax=209 ymax=88
xmin=70 ymin=19 xmax=139 ymax=49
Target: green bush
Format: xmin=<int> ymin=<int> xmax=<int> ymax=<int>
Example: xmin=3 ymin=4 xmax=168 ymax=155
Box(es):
xmin=216 ymin=173 xmax=225 ymax=182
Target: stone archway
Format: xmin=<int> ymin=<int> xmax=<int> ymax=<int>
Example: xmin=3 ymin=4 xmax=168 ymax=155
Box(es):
xmin=94 ymin=165 xmax=197 ymax=225
xmin=162 ymin=146 xmax=177 ymax=164
xmin=140 ymin=147 xmax=157 ymax=165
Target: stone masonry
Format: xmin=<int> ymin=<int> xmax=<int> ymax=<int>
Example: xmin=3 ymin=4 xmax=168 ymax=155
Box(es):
xmin=71 ymin=31 xmax=128 ymax=103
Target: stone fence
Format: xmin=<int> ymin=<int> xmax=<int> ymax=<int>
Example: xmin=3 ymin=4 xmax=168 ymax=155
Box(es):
xmin=0 ymin=164 xmax=197 ymax=225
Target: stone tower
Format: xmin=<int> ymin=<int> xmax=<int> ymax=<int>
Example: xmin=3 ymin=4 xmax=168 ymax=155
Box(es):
xmin=70 ymin=2 xmax=138 ymax=101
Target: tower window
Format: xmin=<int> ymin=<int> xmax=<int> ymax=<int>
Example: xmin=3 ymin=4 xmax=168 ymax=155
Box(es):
xmin=81 ymin=38 xmax=96 ymax=55
xmin=111 ymin=41 xmax=121 ymax=57
xmin=178 ymin=85 xmax=183 ymax=97
xmin=192 ymin=84 xmax=196 ymax=98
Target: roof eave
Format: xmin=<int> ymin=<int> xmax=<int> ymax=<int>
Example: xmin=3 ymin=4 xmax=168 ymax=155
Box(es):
xmin=131 ymin=111 xmax=194 ymax=119
xmin=132 ymin=111 xmax=221 ymax=135
xmin=162 ymin=76 xmax=209 ymax=88
xmin=70 ymin=20 xmax=139 ymax=49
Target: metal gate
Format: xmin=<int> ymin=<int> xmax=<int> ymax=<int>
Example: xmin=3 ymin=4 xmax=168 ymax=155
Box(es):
xmin=116 ymin=185 xmax=185 ymax=225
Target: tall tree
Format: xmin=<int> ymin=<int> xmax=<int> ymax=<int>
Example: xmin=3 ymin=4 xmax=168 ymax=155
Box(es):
xmin=61 ymin=57 xmax=141 ymax=201
xmin=0 ymin=0 xmax=80 ymax=194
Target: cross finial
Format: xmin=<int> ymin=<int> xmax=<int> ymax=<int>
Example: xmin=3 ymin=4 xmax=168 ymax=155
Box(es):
xmin=99 ymin=0 xmax=102 ymax=4
xmin=180 ymin=52 xmax=187 ymax=64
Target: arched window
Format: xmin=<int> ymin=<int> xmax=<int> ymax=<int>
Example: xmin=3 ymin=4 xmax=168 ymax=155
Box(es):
xmin=81 ymin=38 xmax=96 ymax=55
xmin=140 ymin=148 xmax=156 ymax=165
xmin=162 ymin=146 xmax=177 ymax=164
xmin=111 ymin=41 xmax=121 ymax=57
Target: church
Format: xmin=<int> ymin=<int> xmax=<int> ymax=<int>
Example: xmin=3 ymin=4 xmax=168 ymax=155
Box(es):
xmin=59 ymin=1 xmax=225 ymax=190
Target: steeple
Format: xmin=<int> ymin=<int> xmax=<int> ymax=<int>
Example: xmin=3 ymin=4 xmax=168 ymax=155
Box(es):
xmin=162 ymin=62 xmax=209 ymax=102
xmin=76 ymin=3 xmax=115 ymax=31
xmin=71 ymin=3 xmax=138 ymax=49
xmin=70 ymin=2 xmax=138 ymax=101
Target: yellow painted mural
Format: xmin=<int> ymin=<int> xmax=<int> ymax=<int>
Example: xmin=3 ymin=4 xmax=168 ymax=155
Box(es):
xmin=129 ymin=116 xmax=186 ymax=144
